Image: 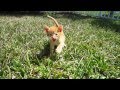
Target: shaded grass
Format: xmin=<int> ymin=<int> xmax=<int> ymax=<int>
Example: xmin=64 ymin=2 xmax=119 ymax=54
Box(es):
xmin=0 ymin=12 xmax=120 ymax=79
xmin=91 ymin=18 xmax=120 ymax=33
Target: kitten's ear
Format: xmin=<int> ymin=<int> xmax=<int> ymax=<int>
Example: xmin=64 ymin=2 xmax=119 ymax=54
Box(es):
xmin=58 ymin=25 xmax=63 ymax=32
xmin=44 ymin=25 xmax=49 ymax=32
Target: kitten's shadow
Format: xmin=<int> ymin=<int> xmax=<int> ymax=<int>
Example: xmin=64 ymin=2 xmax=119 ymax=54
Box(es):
xmin=36 ymin=42 xmax=50 ymax=60
xmin=36 ymin=42 xmax=58 ymax=61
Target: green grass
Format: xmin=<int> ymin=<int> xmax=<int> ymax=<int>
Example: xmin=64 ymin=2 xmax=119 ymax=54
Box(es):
xmin=0 ymin=12 xmax=120 ymax=79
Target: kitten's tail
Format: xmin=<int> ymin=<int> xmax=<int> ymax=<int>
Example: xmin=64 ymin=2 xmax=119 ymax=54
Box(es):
xmin=47 ymin=15 xmax=59 ymax=27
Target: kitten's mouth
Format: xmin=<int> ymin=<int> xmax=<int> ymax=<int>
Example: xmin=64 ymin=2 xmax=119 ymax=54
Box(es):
xmin=51 ymin=37 xmax=56 ymax=42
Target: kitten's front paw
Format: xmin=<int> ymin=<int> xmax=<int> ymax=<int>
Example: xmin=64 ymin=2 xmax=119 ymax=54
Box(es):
xmin=56 ymin=48 xmax=62 ymax=54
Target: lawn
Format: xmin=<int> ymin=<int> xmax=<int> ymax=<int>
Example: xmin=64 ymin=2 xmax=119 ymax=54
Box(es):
xmin=0 ymin=12 xmax=120 ymax=79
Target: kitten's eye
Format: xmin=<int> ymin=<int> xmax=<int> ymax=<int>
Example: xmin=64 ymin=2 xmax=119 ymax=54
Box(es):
xmin=48 ymin=34 xmax=52 ymax=36
xmin=55 ymin=33 xmax=58 ymax=35
xmin=47 ymin=34 xmax=50 ymax=36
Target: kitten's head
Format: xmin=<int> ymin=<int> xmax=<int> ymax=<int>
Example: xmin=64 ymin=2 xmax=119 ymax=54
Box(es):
xmin=44 ymin=25 xmax=63 ymax=41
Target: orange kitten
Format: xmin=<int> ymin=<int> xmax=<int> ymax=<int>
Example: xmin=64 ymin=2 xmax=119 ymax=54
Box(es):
xmin=44 ymin=15 xmax=66 ymax=56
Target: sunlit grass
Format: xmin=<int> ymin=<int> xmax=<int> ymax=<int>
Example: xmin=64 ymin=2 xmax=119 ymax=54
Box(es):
xmin=0 ymin=13 xmax=120 ymax=79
